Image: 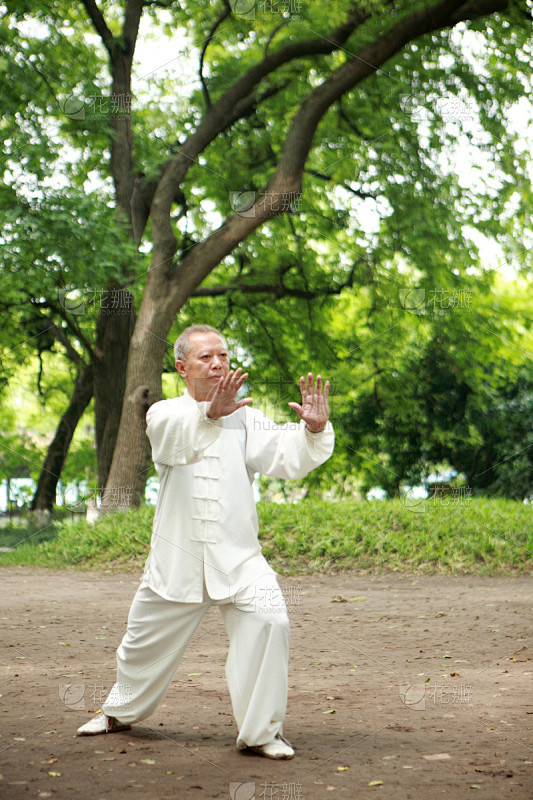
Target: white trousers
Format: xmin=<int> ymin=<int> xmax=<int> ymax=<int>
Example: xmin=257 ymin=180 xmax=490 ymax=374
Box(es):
xmin=101 ymin=573 xmax=290 ymax=748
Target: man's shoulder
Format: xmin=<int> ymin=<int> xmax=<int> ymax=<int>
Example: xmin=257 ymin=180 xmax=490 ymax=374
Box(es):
xmin=146 ymin=395 xmax=189 ymax=422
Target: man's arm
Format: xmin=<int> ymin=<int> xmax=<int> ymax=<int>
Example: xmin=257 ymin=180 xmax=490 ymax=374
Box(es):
xmin=146 ymin=399 xmax=223 ymax=467
xmin=146 ymin=369 xmax=252 ymax=466
xmin=245 ymin=372 xmax=334 ymax=480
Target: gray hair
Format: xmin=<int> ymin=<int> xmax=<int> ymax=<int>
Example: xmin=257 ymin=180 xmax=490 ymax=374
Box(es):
xmin=174 ymin=324 xmax=227 ymax=362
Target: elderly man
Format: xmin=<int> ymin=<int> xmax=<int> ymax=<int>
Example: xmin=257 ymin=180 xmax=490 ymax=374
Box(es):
xmin=77 ymin=324 xmax=334 ymax=759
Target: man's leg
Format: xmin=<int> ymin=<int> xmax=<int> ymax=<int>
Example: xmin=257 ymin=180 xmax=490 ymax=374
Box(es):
xmin=219 ymin=573 xmax=290 ymax=750
xmin=82 ymin=582 xmax=210 ymax=730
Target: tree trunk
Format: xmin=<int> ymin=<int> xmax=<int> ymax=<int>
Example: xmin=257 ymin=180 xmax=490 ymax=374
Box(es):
xmin=93 ymin=291 xmax=136 ymax=492
xmin=100 ymin=271 xmax=177 ymax=511
xmin=102 ymin=0 xmax=509 ymax=511
xmin=30 ymin=364 xmax=94 ymax=513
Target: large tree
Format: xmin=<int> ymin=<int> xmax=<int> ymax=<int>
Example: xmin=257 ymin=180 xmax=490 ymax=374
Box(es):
xmin=2 ymin=0 xmax=532 ymax=509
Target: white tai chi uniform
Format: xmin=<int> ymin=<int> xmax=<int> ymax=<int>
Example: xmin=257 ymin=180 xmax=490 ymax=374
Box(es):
xmin=102 ymin=390 xmax=334 ymax=748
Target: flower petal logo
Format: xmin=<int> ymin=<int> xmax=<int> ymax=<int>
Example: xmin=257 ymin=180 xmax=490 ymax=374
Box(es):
xmin=229 ymin=782 xmax=256 ymax=800
xmin=399 ymin=287 xmax=426 ymax=316
xmin=61 ymin=95 xmax=86 ymax=120
xmin=229 ymin=0 xmax=256 ymax=19
xmin=399 ymin=682 xmax=426 ymax=711
xmin=230 ymin=191 xmax=256 ymax=218
xmin=58 ymin=287 xmax=86 ymax=316
xmin=59 ymin=683 xmax=86 ymax=710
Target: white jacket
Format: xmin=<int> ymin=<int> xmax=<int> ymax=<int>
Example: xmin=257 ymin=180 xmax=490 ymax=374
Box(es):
xmin=143 ymin=390 xmax=335 ymax=602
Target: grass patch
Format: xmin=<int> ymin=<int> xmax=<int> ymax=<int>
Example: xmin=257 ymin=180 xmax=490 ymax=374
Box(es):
xmin=0 ymin=498 xmax=531 ymax=575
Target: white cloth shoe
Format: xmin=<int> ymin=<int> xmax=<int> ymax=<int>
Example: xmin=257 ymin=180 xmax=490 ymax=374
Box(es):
xmin=248 ymin=734 xmax=294 ymax=759
xmin=77 ymin=713 xmax=132 ymax=736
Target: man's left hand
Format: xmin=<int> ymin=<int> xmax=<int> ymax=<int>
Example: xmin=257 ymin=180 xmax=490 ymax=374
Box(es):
xmin=288 ymin=372 xmax=330 ymax=433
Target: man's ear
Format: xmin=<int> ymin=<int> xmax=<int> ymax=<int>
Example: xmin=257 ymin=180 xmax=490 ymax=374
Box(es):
xmin=176 ymin=359 xmax=187 ymax=378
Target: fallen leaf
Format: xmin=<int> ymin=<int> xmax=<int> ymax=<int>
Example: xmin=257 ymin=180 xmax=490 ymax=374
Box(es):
xmin=47 ymin=772 xmax=61 ymax=777
xmin=140 ymin=758 xmax=155 ymax=764
xmin=470 ymin=785 xmax=481 ymax=789
xmin=166 ymin=771 xmax=175 ymax=774
xmin=350 ymin=596 xmax=367 ymax=602
xmin=331 ymin=596 xmax=348 ymax=603
xmin=323 ymin=709 xmax=336 ymax=714
xmin=337 ymin=766 xmax=348 ymax=771
xmin=368 ymin=780 xmax=384 ymax=786
xmin=188 ymin=673 xmax=202 ymax=676
xmin=58 ymin=642 xmax=70 ymax=647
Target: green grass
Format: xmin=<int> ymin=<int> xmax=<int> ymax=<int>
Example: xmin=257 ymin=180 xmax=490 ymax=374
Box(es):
xmin=0 ymin=498 xmax=531 ymax=575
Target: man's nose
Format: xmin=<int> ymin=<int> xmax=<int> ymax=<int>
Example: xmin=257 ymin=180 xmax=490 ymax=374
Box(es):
xmin=211 ymin=355 xmax=222 ymax=368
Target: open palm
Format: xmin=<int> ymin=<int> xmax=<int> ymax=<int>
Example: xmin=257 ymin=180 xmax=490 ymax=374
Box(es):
xmin=288 ymin=373 xmax=330 ymax=433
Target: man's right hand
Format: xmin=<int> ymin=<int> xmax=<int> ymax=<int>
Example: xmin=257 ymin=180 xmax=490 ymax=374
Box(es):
xmin=205 ymin=368 xmax=252 ymax=419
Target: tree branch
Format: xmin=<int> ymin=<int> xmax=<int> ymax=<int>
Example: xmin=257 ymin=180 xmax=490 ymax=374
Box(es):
xmin=80 ymin=0 xmax=114 ymax=54
xmin=154 ymin=0 xmax=506 ymax=312
xmin=199 ymin=1 xmax=232 ymax=108
xmin=32 ymin=297 xmax=96 ymax=361
xmin=264 ymin=19 xmax=288 ymax=58
xmin=44 ymin=319 xmax=86 ymax=365
xmin=151 ymin=5 xmax=370 ymax=238
xmin=304 ymin=168 xmax=377 ymax=199
xmin=124 ymin=0 xmax=144 ymax=55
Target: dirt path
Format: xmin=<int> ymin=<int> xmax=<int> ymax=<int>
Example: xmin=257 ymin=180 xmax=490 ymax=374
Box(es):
xmin=1 ymin=567 xmax=532 ymax=800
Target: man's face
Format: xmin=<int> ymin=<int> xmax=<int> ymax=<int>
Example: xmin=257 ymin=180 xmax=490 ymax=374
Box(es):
xmin=175 ymin=332 xmax=230 ymax=401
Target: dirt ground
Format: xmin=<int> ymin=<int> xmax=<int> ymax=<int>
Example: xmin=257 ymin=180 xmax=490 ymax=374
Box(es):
xmin=1 ymin=566 xmax=532 ymax=800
